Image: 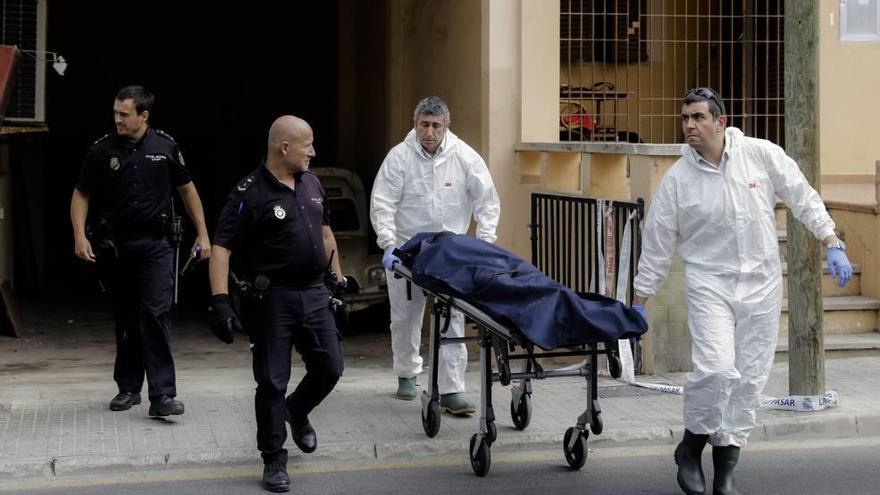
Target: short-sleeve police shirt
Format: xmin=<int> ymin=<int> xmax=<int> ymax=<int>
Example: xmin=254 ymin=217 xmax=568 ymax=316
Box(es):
xmin=75 ymin=128 xmax=191 ymax=228
xmin=213 ymin=167 xmax=330 ymax=283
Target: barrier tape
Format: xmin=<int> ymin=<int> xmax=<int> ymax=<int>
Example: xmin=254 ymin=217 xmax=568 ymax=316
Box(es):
xmin=603 ymin=202 xmax=616 ymax=299
xmin=758 ymin=391 xmax=839 ymax=411
xmin=614 ymin=209 xmax=637 ymax=384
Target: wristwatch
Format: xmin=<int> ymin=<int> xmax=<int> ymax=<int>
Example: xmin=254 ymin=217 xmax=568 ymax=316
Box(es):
xmin=825 ymin=239 xmax=846 ymax=251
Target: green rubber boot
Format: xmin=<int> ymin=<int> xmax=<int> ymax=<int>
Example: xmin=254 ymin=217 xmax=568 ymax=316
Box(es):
xmin=440 ymin=393 xmax=476 ymax=416
xmin=396 ymin=376 xmax=417 ymax=400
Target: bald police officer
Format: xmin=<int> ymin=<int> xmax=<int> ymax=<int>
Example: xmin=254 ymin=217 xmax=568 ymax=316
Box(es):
xmin=208 ymin=116 xmax=345 ymax=493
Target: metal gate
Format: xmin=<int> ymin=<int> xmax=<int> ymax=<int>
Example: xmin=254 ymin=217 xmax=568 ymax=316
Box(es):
xmin=530 ymin=192 xmax=645 ymax=372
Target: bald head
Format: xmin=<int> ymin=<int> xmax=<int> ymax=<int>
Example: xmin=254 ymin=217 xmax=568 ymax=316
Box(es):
xmin=266 ymin=115 xmax=316 ymax=174
xmin=268 ymin=115 xmax=311 ymax=149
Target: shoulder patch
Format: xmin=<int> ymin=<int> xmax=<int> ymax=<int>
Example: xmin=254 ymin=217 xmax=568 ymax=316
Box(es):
xmin=91 ymin=133 xmax=112 ymax=146
xmin=236 ymin=175 xmax=257 ymax=193
xmin=154 ymin=129 xmax=177 ymax=142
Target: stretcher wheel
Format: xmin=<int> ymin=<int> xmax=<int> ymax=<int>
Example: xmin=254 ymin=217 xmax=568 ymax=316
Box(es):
xmin=510 ymin=394 xmax=532 ymax=430
xmin=422 ymin=400 xmax=441 ymax=438
xmin=499 ymin=365 xmax=512 ymax=386
xmin=486 ymin=421 xmax=497 ymax=444
xmin=469 ymin=433 xmax=491 ymax=477
xmin=609 ymin=355 xmax=622 ymax=379
xmin=590 ymin=411 xmax=603 ymax=435
xmin=563 ymin=427 xmax=588 ymax=470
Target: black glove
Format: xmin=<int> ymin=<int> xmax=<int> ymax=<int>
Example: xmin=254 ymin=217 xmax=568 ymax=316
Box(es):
xmin=209 ymin=293 xmax=241 ymax=344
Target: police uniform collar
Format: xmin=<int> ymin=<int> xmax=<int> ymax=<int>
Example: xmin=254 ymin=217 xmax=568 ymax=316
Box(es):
xmin=118 ymin=126 xmax=152 ymax=148
xmin=260 ymin=165 xmax=305 ymax=189
xmin=134 ymin=126 xmax=153 ymax=144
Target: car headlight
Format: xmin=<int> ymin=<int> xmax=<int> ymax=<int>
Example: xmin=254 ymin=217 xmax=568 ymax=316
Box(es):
xmin=367 ymin=266 xmax=386 ymax=285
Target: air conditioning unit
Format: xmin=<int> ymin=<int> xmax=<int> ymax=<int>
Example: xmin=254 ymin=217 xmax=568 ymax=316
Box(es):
xmin=1 ymin=0 xmax=47 ymax=123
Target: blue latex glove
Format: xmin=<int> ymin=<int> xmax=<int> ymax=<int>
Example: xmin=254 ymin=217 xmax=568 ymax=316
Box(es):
xmin=826 ymin=247 xmax=852 ymax=288
xmin=632 ymin=304 xmax=647 ymax=324
xmin=383 ymin=246 xmax=401 ymax=271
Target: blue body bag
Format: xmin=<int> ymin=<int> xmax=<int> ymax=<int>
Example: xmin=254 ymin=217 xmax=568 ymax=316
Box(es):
xmin=397 ymin=232 xmax=648 ymax=351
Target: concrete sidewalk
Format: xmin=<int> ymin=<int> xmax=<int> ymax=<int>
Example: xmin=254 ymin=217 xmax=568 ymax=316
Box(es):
xmin=1 ymin=303 xmax=879 ymax=480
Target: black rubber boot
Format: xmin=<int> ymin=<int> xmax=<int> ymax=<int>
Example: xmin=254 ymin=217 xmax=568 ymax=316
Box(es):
xmin=674 ymin=429 xmax=709 ymax=495
xmin=712 ymin=445 xmax=741 ymax=495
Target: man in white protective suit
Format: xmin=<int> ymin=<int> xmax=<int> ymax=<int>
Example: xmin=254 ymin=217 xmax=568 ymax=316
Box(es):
xmin=370 ymin=96 xmax=500 ymax=415
xmin=632 ymin=88 xmax=852 ymax=495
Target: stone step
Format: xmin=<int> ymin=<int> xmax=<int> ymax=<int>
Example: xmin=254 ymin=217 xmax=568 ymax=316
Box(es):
xmin=780 ymin=295 xmax=880 ymax=336
xmin=781 ymin=262 xmax=862 ymax=297
xmin=775 ymin=331 xmax=880 ymax=357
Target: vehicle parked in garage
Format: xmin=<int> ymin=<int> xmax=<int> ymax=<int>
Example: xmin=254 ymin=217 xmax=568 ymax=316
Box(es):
xmin=312 ymin=167 xmax=388 ymax=314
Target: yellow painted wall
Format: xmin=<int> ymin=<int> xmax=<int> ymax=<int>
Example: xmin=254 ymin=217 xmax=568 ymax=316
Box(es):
xmin=387 ymin=0 xmax=483 ymax=154
xmin=819 ymin=0 xmax=880 ymax=175
xmin=522 ymin=0 xmax=559 ymax=142
xmin=483 ymin=0 xmax=528 ymax=258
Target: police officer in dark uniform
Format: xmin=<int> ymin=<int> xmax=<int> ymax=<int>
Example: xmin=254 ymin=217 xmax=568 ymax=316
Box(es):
xmin=71 ymin=85 xmax=212 ymax=417
xmin=208 ymin=115 xmax=345 ymax=493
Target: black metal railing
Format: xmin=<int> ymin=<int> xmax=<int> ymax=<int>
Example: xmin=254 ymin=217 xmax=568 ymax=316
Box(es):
xmin=530 ymin=192 xmax=645 ymax=371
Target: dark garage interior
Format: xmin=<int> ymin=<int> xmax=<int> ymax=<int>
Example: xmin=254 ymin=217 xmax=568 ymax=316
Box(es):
xmin=6 ymin=1 xmax=390 ymax=311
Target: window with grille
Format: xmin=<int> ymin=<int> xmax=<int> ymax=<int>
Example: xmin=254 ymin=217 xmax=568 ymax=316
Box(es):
xmin=560 ymin=0 xmax=785 ymax=146
xmin=1 ymin=0 xmax=45 ymax=122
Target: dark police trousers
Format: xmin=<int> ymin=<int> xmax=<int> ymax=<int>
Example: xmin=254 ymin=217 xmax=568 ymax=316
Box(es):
xmin=245 ymin=284 xmax=344 ymax=463
xmin=108 ymin=234 xmax=177 ymax=401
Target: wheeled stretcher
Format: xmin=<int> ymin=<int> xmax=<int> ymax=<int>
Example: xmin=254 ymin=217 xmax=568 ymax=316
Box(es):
xmin=393 ymin=258 xmax=641 ymax=476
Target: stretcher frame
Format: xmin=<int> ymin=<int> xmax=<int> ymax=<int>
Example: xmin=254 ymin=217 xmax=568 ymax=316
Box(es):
xmin=393 ymin=265 xmax=622 ymax=476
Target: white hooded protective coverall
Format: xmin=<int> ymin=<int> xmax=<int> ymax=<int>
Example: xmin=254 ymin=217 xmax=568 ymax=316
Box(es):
xmin=634 ymin=127 xmax=836 ymax=447
xmin=370 ymin=129 xmax=500 ymax=393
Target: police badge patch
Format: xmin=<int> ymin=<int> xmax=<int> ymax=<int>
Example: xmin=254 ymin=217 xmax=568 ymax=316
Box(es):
xmin=178 ymin=150 xmax=186 ymax=167
xmin=109 ymin=157 xmax=121 ymax=171
xmin=273 ymin=205 xmax=286 ymax=220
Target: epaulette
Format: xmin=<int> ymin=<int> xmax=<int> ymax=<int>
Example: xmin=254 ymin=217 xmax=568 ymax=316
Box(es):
xmin=236 ymin=175 xmax=257 ymax=193
xmin=154 ymin=129 xmax=177 ymax=142
xmin=91 ymin=133 xmax=112 ymax=146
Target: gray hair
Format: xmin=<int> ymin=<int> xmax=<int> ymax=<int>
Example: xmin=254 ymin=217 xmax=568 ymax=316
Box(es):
xmin=413 ymin=96 xmax=450 ymax=123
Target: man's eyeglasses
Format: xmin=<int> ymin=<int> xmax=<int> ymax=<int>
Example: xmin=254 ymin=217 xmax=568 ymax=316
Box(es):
xmin=686 ymin=87 xmax=726 ymax=115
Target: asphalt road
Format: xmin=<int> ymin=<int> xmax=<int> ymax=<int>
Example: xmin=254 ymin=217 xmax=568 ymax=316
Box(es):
xmin=3 ymin=437 xmax=878 ymax=495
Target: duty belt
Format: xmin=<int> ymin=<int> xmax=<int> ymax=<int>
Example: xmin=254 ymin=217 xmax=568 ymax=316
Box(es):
xmin=233 ymin=273 xmax=323 ymax=300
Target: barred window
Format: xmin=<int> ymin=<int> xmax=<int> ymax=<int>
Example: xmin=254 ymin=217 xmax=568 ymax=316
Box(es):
xmin=561 ymin=0 xmax=648 ymax=63
xmin=560 ymin=0 xmax=785 ymax=146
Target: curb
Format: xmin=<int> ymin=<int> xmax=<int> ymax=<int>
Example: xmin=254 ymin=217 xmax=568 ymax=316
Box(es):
xmin=3 ymin=411 xmax=878 ymax=480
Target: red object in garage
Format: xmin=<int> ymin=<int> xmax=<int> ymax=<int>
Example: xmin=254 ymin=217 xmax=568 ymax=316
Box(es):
xmin=0 ymin=45 xmax=21 ymax=124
